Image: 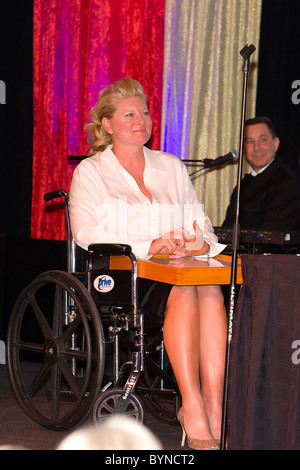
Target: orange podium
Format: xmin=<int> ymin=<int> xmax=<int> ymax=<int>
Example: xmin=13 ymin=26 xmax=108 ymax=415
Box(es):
xmin=111 ymin=254 xmax=243 ymax=286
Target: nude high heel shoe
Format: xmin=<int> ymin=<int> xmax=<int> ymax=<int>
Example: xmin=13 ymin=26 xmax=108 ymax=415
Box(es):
xmin=177 ymin=408 xmax=219 ymax=450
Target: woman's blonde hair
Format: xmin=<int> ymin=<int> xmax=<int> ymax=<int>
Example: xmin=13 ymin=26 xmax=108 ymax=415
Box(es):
xmin=85 ymin=77 xmax=147 ymax=155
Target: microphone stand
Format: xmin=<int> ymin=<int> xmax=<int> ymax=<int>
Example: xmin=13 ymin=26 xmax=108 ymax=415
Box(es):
xmin=220 ymin=44 xmax=256 ymax=451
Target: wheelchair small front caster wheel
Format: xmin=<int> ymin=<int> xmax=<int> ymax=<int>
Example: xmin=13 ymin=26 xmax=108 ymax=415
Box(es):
xmin=92 ymin=387 xmax=144 ymax=424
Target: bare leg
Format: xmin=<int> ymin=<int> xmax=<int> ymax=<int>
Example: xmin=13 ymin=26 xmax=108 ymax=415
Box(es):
xmin=163 ymin=284 xmax=227 ymax=440
xmin=163 ymin=285 xmax=213 ymax=440
xmin=197 ymin=285 xmax=227 ymax=439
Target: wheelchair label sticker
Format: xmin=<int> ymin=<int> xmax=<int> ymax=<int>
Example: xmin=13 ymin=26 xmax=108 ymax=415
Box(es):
xmin=94 ymin=275 xmax=115 ymax=293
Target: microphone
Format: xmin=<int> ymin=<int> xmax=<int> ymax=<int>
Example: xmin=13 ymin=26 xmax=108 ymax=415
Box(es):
xmin=201 ymin=149 xmax=239 ymax=167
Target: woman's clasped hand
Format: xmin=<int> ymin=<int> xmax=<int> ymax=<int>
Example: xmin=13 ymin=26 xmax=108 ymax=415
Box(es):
xmin=149 ymin=220 xmax=209 ymax=258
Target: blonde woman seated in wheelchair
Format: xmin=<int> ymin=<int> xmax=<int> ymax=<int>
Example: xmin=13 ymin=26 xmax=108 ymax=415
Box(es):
xmin=69 ymin=78 xmax=227 ymax=450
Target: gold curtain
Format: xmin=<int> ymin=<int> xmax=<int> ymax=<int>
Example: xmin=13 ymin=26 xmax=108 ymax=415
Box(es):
xmin=161 ymin=0 xmax=262 ymax=226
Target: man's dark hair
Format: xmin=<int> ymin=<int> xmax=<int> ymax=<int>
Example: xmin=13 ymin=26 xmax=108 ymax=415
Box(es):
xmin=245 ymin=116 xmax=276 ymax=138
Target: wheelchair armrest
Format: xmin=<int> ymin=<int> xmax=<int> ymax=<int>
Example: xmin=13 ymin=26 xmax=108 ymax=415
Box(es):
xmin=88 ymin=243 xmax=132 ymax=256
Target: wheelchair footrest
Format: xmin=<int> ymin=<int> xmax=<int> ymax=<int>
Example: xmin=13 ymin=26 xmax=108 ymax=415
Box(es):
xmin=136 ymin=387 xmax=178 ymax=397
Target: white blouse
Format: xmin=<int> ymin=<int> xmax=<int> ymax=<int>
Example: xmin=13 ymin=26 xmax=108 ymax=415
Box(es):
xmin=69 ymin=146 xmax=225 ymax=259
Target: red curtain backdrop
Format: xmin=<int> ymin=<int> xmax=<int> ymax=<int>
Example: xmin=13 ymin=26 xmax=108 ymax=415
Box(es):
xmin=31 ymin=0 xmax=165 ymax=240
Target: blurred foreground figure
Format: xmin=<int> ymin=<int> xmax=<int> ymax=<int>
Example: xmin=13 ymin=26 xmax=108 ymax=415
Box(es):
xmin=57 ymin=416 xmax=163 ymax=450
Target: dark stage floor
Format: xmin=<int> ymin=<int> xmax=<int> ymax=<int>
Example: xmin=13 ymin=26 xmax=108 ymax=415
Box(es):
xmin=0 ymin=363 xmax=192 ymax=452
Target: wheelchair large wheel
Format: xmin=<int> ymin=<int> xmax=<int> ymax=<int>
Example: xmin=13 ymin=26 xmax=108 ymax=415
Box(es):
xmin=92 ymin=387 xmax=144 ymax=424
xmin=6 ymin=270 xmax=105 ymax=431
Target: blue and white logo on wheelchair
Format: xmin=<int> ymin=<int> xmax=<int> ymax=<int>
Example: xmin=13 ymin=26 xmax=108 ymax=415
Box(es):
xmin=93 ymin=275 xmax=115 ymax=293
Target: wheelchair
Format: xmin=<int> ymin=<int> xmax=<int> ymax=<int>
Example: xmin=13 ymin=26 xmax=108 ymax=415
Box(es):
xmin=6 ymin=189 xmax=180 ymax=431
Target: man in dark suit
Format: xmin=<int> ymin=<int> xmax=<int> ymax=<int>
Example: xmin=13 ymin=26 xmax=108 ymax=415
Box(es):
xmin=222 ymin=117 xmax=300 ymax=231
